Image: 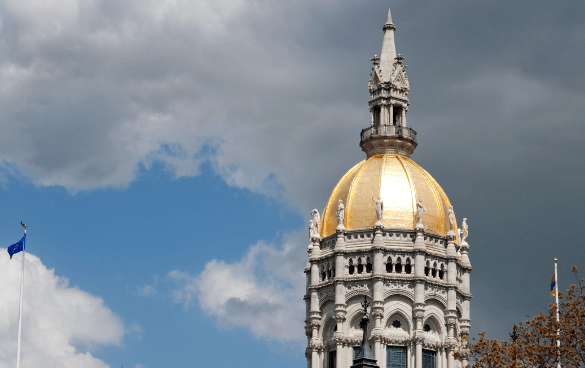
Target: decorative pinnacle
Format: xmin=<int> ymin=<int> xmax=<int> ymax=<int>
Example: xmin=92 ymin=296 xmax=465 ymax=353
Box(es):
xmin=370 ymin=55 xmax=380 ymax=65
xmin=395 ymin=54 xmax=405 ymax=64
xmin=383 ymin=9 xmax=396 ymax=31
xmin=386 ymin=9 xmax=393 ymax=24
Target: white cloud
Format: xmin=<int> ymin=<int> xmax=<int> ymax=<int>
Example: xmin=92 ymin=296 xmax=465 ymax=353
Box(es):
xmin=169 ymin=231 xmax=307 ymax=341
xmin=0 ymin=250 xmax=125 ymax=368
xmin=135 ymin=276 xmax=158 ymax=297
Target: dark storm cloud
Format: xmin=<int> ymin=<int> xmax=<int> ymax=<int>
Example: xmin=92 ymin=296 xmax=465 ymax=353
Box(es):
xmin=1 ymin=0 xmax=584 ymax=340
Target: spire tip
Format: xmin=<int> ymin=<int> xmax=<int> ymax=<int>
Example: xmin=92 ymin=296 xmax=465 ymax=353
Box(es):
xmin=386 ymin=8 xmax=393 ymax=25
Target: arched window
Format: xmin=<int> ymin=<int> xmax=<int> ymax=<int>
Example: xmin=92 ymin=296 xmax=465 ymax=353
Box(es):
xmin=357 ymin=259 xmax=364 ymax=274
xmin=405 ymin=258 xmax=412 ymax=274
xmin=425 ymin=261 xmax=430 ymax=277
xmin=321 ymin=266 xmax=326 ymax=281
xmin=439 ymin=264 xmax=445 ymax=280
xmin=431 ymin=262 xmax=437 ymax=278
xmin=386 ymin=257 xmax=393 ymax=273
xmin=327 ymin=266 xmax=332 ymax=280
xmin=366 ymin=257 xmax=372 ymax=273
xmin=393 ymin=106 xmax=402 ymax=126
xmin=373 ymin=106 xmax=381 ymax=126
xmin=395 ymin=257 xmax=402 ymax=273
xmin=349 ymin=259 xmax=355 ymax=275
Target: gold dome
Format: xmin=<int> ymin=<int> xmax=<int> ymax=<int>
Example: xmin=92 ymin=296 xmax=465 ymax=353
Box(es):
xmin=320 ymin=154 xmax=458 ymax=238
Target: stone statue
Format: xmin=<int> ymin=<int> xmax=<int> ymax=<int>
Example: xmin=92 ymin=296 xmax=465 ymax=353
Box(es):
xmin=448 ymin=205 xmax=455 ymax=231
xmin=310 ymin=209 xmax=320 ymax=239
xmin=372 ymin=195 xmax=383 ymax=225
xmin=336 ymin=199 xmax=345 ymax=228
xmin=416 ymin=198 xmax=426 ymax=226
xmin=309 ymin=220 xmax=314 ymax=240
xmin=461 ymin=218 xmax=468 ymax=243
xmin=457 ymin=228 xmax=462 ymax=244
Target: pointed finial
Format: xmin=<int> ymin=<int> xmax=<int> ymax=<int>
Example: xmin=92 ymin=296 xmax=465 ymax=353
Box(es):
xmin=383 ymin=8 xmax=395 ymax=31
xmin=386 ymin=9 xmax=393 ymax=25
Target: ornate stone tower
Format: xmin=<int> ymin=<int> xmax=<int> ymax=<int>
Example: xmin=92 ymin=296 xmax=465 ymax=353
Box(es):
xmin=305 ymin=9 xmax=472 ymax=368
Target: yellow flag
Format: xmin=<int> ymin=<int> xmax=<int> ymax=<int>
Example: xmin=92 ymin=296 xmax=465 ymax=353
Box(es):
xmin=550 ymin=274 xmax=556 ymax=297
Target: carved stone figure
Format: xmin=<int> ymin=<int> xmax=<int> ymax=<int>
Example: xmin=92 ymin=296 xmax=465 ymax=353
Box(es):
xmin=336 ymin=200 xmax=345 ymax=228
xmin=372 ymin=195 xmax=383 ymax=225
xmin=457 ymin=228 xmax=462 ymax=244
xmin=461 ymin=218 xmax=468 ymax=243
xmin=448 ymin=205 xmax=455 ymax=231
xmin=309 ymin=220 xmax=315 ymax=240
xmin=310 ymin=209 xmax=320 ymax=239
xmin=416 ymin=198 xmax=426 ymax=225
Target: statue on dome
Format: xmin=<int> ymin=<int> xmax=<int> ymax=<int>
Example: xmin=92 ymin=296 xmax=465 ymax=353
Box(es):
xmin=416 ymin=198 xmax=426 ymax=226
xmin=461 ymin=218 xmax=468 ymax=243
xmin=448 ymin=205 xmax=455 ymax=231
xmin=372 ymin=195 xmax=384 ymax=225
xmin=336 ymin=200 xmax=345 ymax=229
xmin=310 ymin=209 xmax=321 ymax=239
xmin=309 ymin=220 xmax=314 ymax=240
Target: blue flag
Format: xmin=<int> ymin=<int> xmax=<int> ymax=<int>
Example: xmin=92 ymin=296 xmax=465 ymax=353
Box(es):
xmin=7 ymin=234 xmax=25 ymax=259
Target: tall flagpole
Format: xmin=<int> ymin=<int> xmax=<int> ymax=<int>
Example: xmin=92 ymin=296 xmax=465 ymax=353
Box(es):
xmin=16 ymin=224 xmax=26 ymax=368
xmin=554 ymin=258 xmax=561 ymax=368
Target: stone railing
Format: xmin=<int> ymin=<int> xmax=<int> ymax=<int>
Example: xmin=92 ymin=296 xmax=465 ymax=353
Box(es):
xmin=360 ymin=125 xmax=417 ymax=142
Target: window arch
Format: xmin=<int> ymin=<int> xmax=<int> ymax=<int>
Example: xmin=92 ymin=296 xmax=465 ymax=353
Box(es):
xmin=366 ymin=257 xmax=372 ymax=273
xmin=349 ymin=259 xmax=355 ymax=275
xmin=425 ymin=261 xmax=430 ymax=277
xmin=405 ymin=258 xmax=412 ymax=274
xmin=431 ymin=262 xmax=437 ymax=278
xmin=395 ymin=257 xmax=402 ymax=273
xmin=357 ymin=258 xmax=363 ymax=274
xmin=439 ymin=264 xmax=445 ymax=280
xmin=386 ymin=257 xmax=393 ymax=273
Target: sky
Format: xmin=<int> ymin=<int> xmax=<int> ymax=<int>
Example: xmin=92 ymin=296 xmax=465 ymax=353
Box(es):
xmin=0 ymin=0 xmax=584 ymax=367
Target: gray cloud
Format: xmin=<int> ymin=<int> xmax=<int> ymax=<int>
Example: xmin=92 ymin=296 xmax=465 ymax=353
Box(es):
xmin=1 ymin=0 xmax=584 ymax=341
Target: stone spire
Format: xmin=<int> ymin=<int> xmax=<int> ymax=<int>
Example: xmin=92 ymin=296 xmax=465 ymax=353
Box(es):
xmin=379 ymin=9 xmax=396 ymax=82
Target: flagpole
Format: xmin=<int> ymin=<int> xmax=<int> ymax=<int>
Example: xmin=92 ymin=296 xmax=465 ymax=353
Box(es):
xmin=555 ymin=258 xmax=560 ymax=368
xmin=16 ymin=226 xmax=26 ymax=368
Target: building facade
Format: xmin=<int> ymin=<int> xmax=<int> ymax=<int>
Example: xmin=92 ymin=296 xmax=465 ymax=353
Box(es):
xmin=305 ymin=10 xmax=472 ymax=368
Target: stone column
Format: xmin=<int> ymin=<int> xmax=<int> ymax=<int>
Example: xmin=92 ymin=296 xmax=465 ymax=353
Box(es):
xmin=334 ymin=230 xmax=346 ymax=368
xmin=459 ymin=241 xmax=472 ymax=337
xmin=415 ymin=336 xmax=423 ymax=368
xmin=412 ymin=227 xmax=425 ymax=368
xmin=389 ymin=104 xmax=394 ymax=126
xmin=310 ymin=320 xmax=321 ymax=368
xmin=309 ymin=239 xmax=322 ymax=368
xmin=447 ymin=346 xmax=454 ymax=368
xmin=445 ymin=232 xmax=458 ymax=368
xmin=372 ymin=225 xmax=385 ymax=364
xmin=401 ymin=104 xmax=407 ymax=126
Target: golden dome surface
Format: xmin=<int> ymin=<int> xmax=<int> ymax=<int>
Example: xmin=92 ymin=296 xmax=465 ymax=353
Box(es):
xmin=320 ymin=154 xmax=458 ymax=238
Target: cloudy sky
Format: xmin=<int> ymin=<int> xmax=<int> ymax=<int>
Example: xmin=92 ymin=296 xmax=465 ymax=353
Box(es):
xmin=0 ymin=0 xmax=584 ymax=367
